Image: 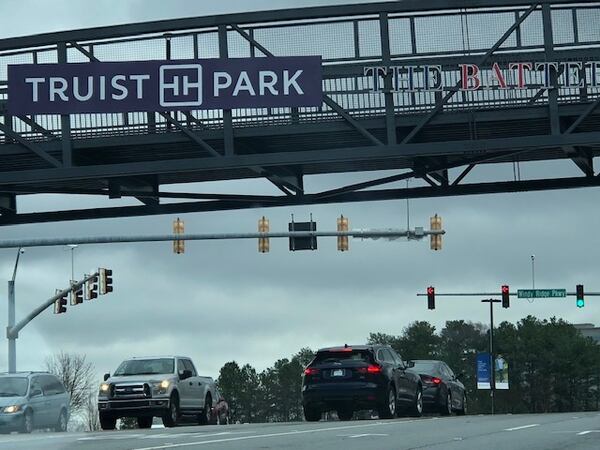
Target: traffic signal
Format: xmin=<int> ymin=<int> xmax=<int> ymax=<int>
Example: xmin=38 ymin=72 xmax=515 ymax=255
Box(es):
xmin=501 ymin=285 xmax=510 ymax=308
xmin=576 ymin=284 xmax=584 ymax=308
xmin=427 ymin=286 xmax=435 ymax=310
xmin=337 ymin=215 xmax=349 ymax=252
xmin=70 ymin=286 xmax=83 ymax=305
xmin=258 ymin=216 xmax=270 ymax=253
xmin=172 ymin=217 xmax=185 ymax=254
xmin=430 ymin=215 xmax=442 ymax=251
xmin=99 ymin=268 xmax=113 ymax=295
xmin=86 ymin=276 xmax=98 ymax=300
xmin=54 ymin=289 xmax=67 ymax=314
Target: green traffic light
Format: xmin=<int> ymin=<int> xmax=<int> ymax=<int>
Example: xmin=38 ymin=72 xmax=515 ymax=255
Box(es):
xmin=576 ymin=298 xmax=585 ymax=308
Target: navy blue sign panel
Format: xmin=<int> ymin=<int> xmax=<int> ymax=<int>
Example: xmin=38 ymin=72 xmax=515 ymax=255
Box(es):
xmin=7 ymin=56 xmax=323 ymax=114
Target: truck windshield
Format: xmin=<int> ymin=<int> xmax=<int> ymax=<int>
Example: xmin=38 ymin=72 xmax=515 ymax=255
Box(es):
xmin=114 ymin=358 xmax=175 ymax=376
xmin=0 ymin=377 xmax=28 ymax=397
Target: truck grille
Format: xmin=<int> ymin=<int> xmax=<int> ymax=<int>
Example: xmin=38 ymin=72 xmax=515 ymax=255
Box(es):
xmin=113 ymin=384 xmax=151 ymax=398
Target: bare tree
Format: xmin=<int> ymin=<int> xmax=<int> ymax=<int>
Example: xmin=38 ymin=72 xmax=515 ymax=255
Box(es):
xmin=46 ymin=352 xmax=96 ymax=415
xmin=83 ymin=393 xmax=101 ymax=431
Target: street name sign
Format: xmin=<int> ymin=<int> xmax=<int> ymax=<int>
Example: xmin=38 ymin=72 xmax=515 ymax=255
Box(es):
xmin=517 ymin=289 xmax=566 ymax=299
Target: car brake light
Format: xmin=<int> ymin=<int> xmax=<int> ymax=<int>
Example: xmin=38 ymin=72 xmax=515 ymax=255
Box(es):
xmin=304 ymin=367 xmax=319 ymax=376
xmin=367 ymin=365 xmax=382 ymax=374
xmin=420 ymin=374 xmax=442 ymax=385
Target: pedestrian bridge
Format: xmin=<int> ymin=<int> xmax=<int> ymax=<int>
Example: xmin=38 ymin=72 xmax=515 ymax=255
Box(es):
xmin=0 ymin=0 xmax=599 ymax=225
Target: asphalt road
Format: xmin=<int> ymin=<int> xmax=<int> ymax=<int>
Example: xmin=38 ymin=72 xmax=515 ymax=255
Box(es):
xmin=0 ymin=412 xmax=598 ymax=450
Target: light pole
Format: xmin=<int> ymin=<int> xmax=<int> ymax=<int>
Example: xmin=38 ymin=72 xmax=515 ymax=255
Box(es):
xmin=7 ymin=247 xmax=25 ymax=373
xmin=531 ymin=255 xmax=535 ymax=289
xmin=481 ymin=298 xmax=501 ymax=415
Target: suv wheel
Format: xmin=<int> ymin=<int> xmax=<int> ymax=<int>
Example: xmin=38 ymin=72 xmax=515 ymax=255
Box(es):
xmin=137 ymin=417 xmax=153 ymax=429
xmin=408 ymin=388 xmax=423 ymax=417
xmin=21 ymin=410 xmax=33 ymax=434
xmin=303 ymin=405 xmax=321 ymax=422
xmin=99 ymin=413 xmax=116 ymax=430
xmin=162 ymin=393 xmax=179 ymax=428
xmin=378 ymin=385 xmax=397 ymax=419
xmin=337 ymin=408 xmax=353 ymax=421
xmin=55 ymin=409 xmax=68 ymax=432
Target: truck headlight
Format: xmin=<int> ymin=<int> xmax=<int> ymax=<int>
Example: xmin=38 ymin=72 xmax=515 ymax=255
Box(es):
xmin=151 ymin=380 xmax=170 ymax=394
xmin=3 ymin=405 xmax=20 ymax=414
xmin=99 ymin=383 xmax=110 ymax=395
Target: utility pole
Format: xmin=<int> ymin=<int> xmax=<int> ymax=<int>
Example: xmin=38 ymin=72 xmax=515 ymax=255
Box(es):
xmin=7 ymin=248 xmax=24 ymax=374
xmin=481 ymin=298 xmax=501 ymax=415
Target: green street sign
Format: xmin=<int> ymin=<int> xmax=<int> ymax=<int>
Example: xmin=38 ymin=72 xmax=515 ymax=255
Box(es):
xmin=517 ymin=289 xmax=566 ymax=299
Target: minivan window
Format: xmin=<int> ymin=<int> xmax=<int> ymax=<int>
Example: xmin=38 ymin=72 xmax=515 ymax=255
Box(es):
xmin=0 ymin=377 xmax=28 ymax=397
xmin=114 ymin=358 xmax=175 ymax=376
xmin=40 ymin=375 xmax=66 ymax=395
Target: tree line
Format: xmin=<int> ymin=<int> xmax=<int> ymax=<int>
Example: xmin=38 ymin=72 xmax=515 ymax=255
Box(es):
xmin=217 ymin=316 xmax=600 ymax=422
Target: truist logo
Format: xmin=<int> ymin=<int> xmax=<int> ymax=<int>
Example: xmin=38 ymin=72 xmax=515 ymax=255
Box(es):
xmin=6 ymin=56 xmax=323 ymax=115
xmin=159 ymin=64 xmax=203 ymax=107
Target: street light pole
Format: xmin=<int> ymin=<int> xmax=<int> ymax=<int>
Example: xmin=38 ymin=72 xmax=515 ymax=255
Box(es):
xmin=7 ymin=248 xmax=24 ymax=374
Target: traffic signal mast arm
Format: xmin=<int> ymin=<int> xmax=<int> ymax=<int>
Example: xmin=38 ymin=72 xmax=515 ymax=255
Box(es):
xmin=416 ymin=291 xmax=600 ymax=296
xmin=6 ymin=272 xmax=99 ymax=339
xmin=0 ymin=229 xmax=445 ymax=249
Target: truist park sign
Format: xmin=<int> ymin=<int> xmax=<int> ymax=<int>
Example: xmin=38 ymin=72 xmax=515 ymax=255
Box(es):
xmin=364 ymin=61 xmax=600 ymax=92
xmin=7 ymin=56 xmax=322 ymax=114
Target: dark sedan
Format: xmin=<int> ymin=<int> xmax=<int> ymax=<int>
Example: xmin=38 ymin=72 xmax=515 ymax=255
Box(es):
xmin=301 ymin=345 xmax=423 ymax=421
xmin=410 ymin=360 xmax=466 ymax=416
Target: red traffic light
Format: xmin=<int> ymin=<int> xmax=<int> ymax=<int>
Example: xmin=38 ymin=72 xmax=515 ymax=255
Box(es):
xmin=427 ymin=286 xmax=435 ymax=310
xmin=501 ymin=285 xmax=510 ymax=308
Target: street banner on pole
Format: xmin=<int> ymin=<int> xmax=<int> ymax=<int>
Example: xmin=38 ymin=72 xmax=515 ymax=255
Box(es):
xmin=477 ymin=352 xmax=492 ymax=389
xmin=495 ymin=356 xmax=509 ymax=389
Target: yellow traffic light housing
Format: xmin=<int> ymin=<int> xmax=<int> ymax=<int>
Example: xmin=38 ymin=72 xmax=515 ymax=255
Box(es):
xmin=430 ymin=214 xmax=442 ymax=251
xmin=337 ymin=215 xmax=349 ymax=252
xmin=173 ymin=217 xmax=185 ymax=254
xmin=258 ymin=216 xmax=270 ymax=253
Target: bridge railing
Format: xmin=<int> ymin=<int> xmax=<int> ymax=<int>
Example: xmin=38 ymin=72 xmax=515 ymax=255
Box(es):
xmin=1 ymin=1 xmax=600 ymax=145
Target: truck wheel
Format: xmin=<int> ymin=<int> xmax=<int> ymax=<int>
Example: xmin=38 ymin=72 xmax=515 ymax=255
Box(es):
xmin=137 ymin=417 xmax=153 ymax=429
xmin=162 ymin=393 xmax=179 ymax=428
xmin=100 ymin=413 xmax=116 ymax=430
xmin=198 ymin=394 xmax=212 ymax=425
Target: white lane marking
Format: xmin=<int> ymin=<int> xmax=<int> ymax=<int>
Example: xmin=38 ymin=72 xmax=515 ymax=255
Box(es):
xmin=131 ymin=419 xmax=430 ymax=450
xmin=348 ymin=433 xmax=388 ymax=438
xmin=141 ymin=432 xmax=234 ymax=440
xmin=577 ymin=430 xmax=600 ymax=436
xmin=504 ymin=424 xmax=540 ymax=431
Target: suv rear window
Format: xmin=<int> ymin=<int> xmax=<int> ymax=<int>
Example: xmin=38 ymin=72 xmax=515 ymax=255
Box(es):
xmin=314 ymin=350 xmax=373 ymax=363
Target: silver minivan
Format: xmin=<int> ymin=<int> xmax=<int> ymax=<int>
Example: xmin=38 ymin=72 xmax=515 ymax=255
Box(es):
xmin=0 ymin=372 xmax=70 ymax=433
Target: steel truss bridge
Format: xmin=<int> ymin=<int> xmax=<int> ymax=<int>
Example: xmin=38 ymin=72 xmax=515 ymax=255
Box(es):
xmin=1 ymin=0 xmax=600 ymax=226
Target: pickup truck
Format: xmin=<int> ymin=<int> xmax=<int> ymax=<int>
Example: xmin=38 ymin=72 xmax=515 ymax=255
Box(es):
xmin=97 ymin=356 xmax=216 ymax=430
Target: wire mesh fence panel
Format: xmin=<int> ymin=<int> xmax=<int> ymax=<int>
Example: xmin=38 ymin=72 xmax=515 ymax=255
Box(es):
xmin=576 ymin=7 xmax=600 ymax=44
xmin=389 ymin=18 xmax=413 ymax=56
xmin=358 ymin=20 xmax=381 ymax=58
xmin=170 ymin=35 xmax=196 ymax=60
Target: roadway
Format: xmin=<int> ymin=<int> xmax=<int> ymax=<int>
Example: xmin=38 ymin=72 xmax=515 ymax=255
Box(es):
xmin=0 ymin=412 xmax=598 ymax=450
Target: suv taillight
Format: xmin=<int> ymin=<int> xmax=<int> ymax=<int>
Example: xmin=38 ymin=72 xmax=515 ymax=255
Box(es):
xmin=304 ymin=367 xmax=319 ymax=376
xmin=356 ymin=365 xmax=382 ymax=374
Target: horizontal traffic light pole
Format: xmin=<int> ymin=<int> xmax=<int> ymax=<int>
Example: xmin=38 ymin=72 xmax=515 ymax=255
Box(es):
xmin=6 ymin=272 xmax=99 ymax=339
xmin=0 ymin=229 xmax=445 ymax=249
xmin=416 ymin=292 xmax=600 ymax=296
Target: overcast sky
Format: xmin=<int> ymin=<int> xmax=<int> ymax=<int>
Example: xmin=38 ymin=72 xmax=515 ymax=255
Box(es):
xmin=0 ymin=1 xmax=598 ymax=382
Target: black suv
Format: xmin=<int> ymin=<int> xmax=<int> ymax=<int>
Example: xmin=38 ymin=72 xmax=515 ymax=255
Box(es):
xmin=301 ymin=345 xmax=423 ymax=421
